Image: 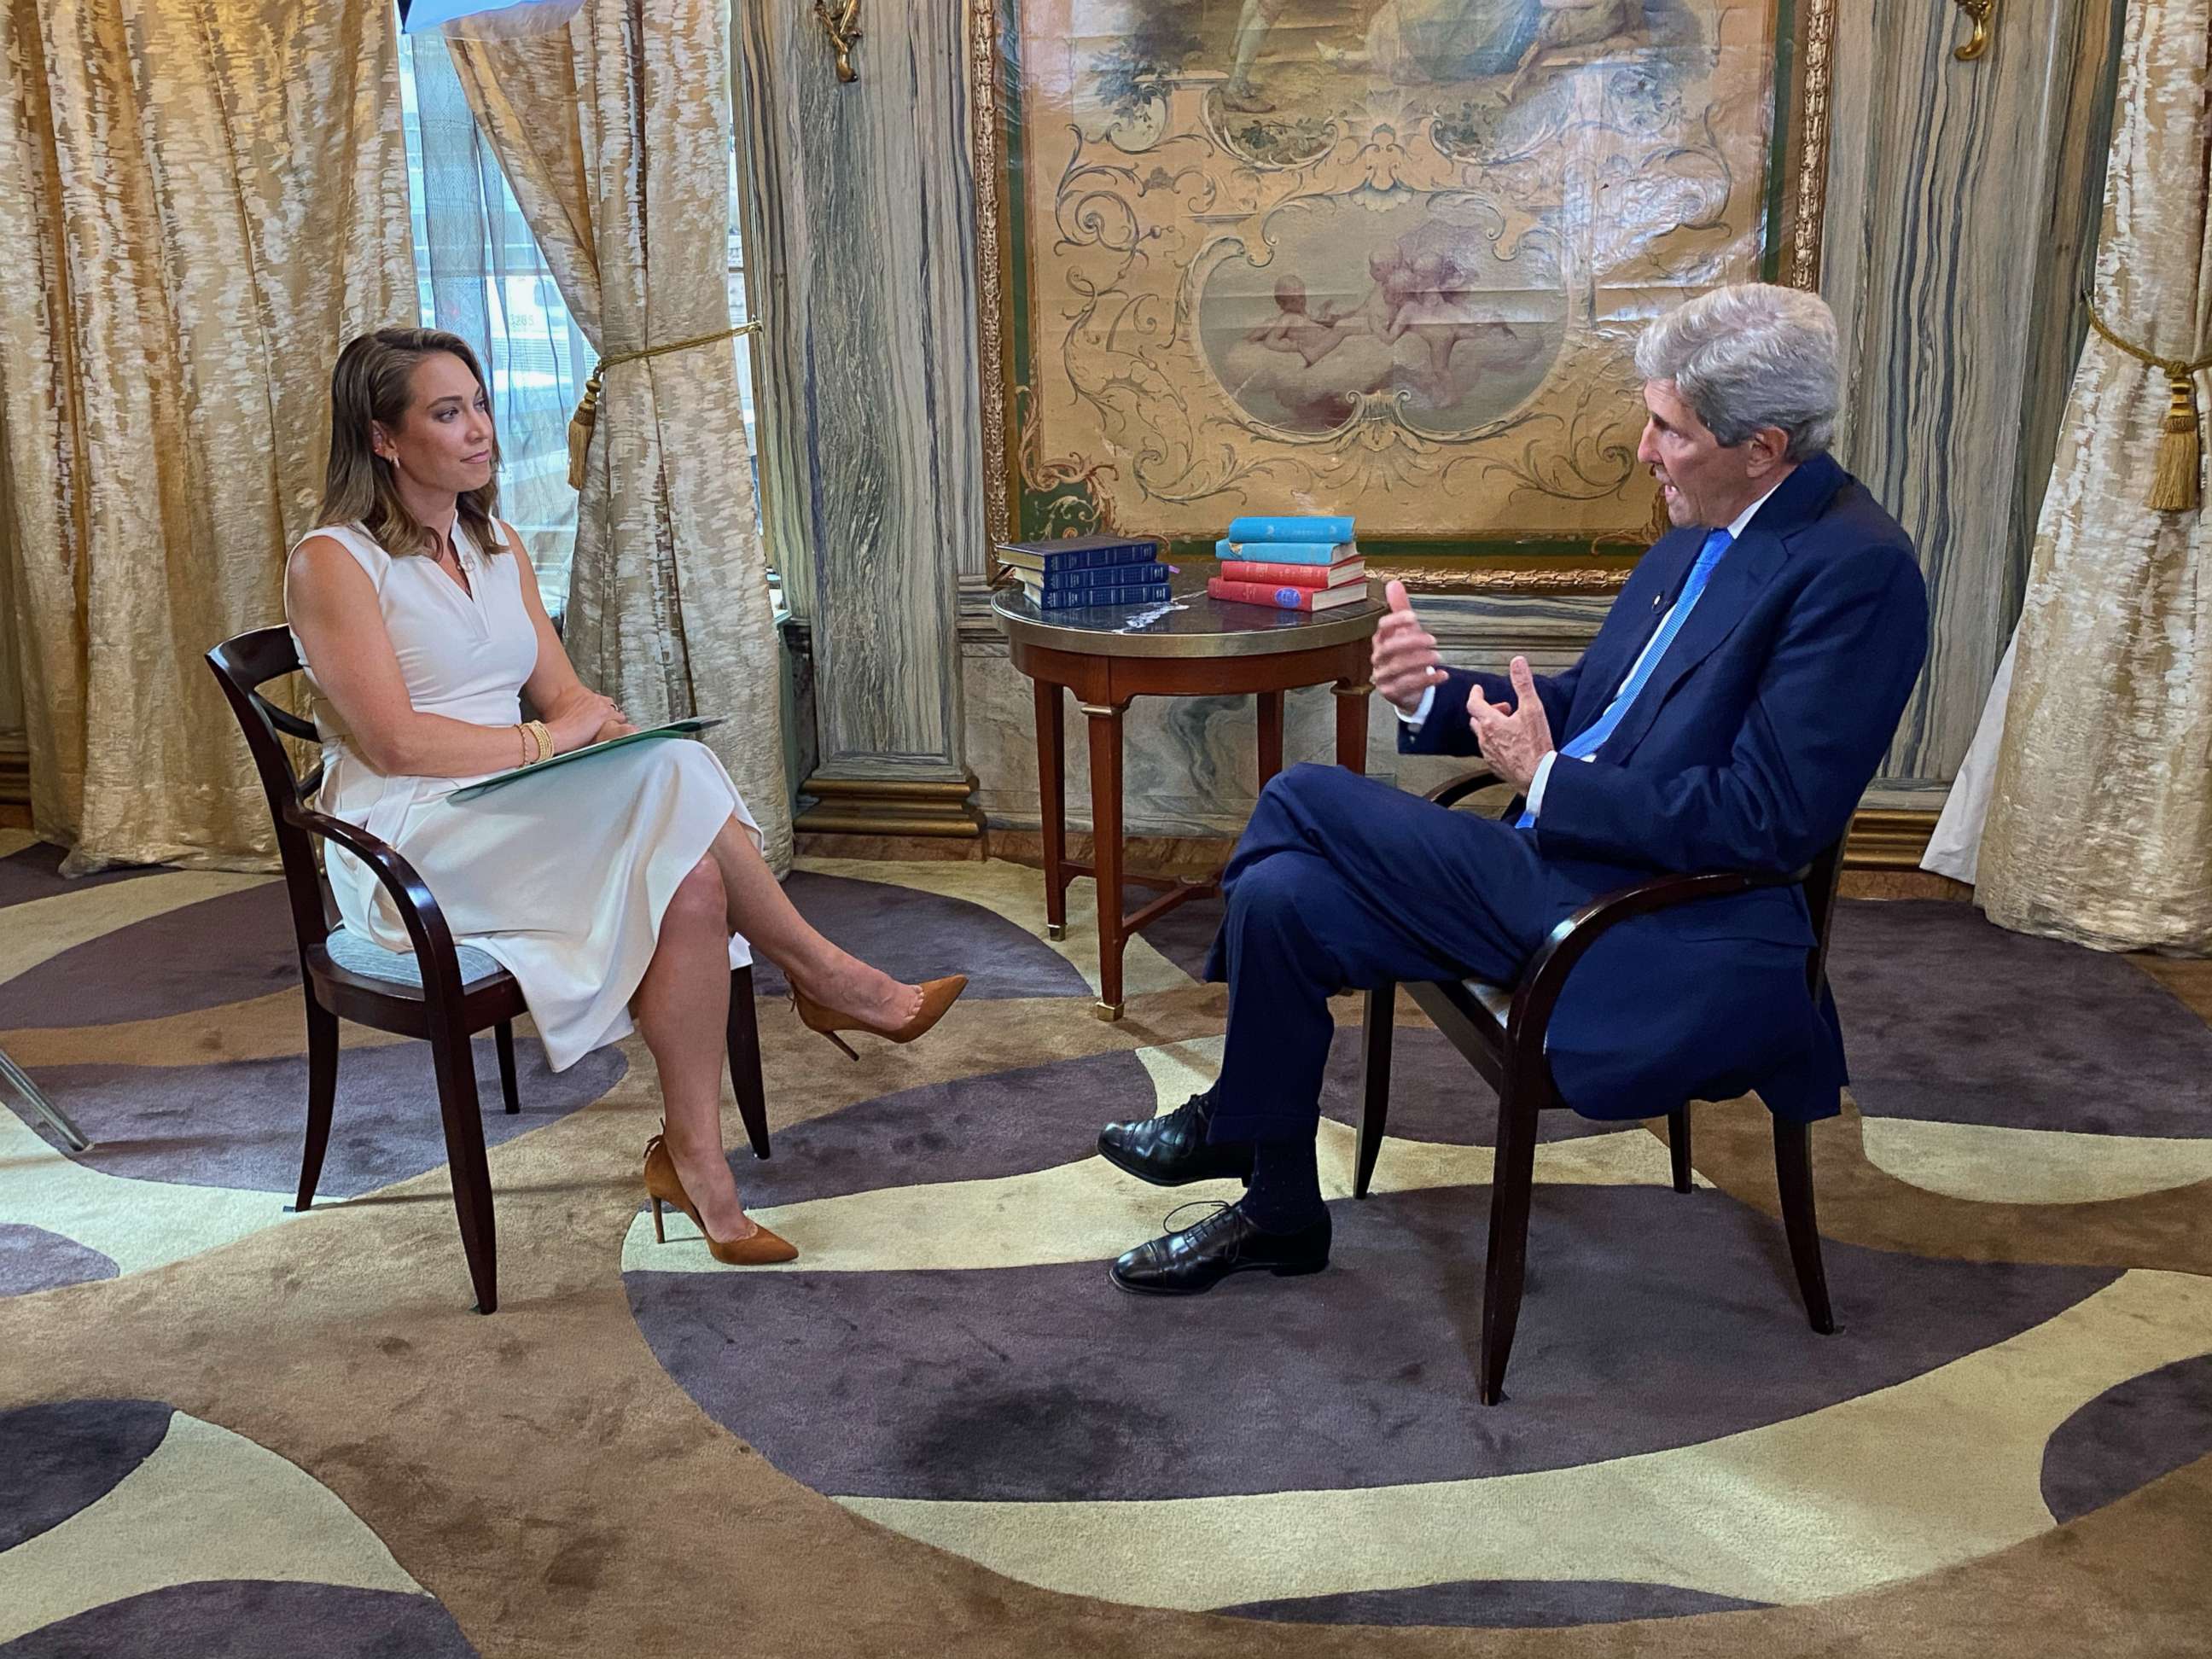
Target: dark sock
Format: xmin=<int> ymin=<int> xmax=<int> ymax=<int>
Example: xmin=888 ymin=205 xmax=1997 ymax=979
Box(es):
xmin=1238 ymin=1135 xmax=1326 ymax=1232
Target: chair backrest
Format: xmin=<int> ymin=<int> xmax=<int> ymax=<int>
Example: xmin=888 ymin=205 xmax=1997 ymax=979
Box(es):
xmin=1802 ymin=834 xmax=1848 ymax=996
xmin=205 ymin=626 xmax=332 ymax=956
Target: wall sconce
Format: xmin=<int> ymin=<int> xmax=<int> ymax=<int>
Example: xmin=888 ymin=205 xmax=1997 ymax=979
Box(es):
xmin=1950 ymin=0 xmax=1995 ymax=61
xmin=814 ymin=0 xmax=861 ymax=83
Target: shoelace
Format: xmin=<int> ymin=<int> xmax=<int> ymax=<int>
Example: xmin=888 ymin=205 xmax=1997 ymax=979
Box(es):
xmin=1160 ymin=1199 xmax=1240 ymax=1262
xmin=1160 ymin=1091 xmax=1211 ymax=1136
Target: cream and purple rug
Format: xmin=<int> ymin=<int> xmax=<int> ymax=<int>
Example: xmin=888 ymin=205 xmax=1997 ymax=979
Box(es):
xmin=3 ymin=830 xmax=2209 ymax=1656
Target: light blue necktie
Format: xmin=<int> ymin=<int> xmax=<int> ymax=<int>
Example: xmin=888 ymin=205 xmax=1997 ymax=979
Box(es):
xmin=1516 ymin=527 xmax=1733 ymax=828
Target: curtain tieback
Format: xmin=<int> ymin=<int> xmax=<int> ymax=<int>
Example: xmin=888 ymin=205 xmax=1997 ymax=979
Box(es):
xmin=2084 ymin=293 xmax=2212 ymax=514
xmin=566 ymin=320 xmax=765 ymax=491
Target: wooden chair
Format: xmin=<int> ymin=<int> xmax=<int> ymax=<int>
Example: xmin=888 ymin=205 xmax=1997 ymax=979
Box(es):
xmin=1357 ymin=766 xmax=1844 ymax=1405
xmin=207 ymin=626 xmax=770 ymax=1314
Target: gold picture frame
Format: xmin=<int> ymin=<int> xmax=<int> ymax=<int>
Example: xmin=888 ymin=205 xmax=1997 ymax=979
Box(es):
xmin=971 ymin=0 xmax=1833 ymax=592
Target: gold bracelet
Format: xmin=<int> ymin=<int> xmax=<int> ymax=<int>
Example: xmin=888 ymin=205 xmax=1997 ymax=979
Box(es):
xmin=528 ymin=719 xmax=553 ymax=763
xmin=516 ymin=724 xmax=532 ymax=766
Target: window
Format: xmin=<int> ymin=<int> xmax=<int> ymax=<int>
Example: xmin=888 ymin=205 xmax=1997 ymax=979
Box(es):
xmin=396 ymin=15 xmax=765 ymax=610
xmin=727 ymin=138 xmax=757 ymax=461
xmin=398 ymin=25 xmax=589 ymax=612
xmin=727 ymin=133 xmax=768 ymax=566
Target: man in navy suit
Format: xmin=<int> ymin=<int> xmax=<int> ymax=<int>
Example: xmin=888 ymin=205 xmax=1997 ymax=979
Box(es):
xmin=1099 ymin=282 xmax=1930 ymax=1294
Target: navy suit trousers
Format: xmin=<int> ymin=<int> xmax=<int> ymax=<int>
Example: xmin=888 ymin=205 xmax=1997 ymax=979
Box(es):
xmin=1200 ymin=763 xmax=1592 ymax=1144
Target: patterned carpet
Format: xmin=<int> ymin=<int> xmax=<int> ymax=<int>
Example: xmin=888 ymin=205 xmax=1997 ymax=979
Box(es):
xmin=3 ymin=825 xmax=2210 ymax=1656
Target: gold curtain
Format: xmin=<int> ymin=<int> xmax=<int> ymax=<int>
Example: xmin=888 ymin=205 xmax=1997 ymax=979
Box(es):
xmin=446 ymin=0 xmax=794 ymax=876
xmin=1976 ymin=0 xmax=2211 ymax=952
xmin=0 ymin=0 xmax=412 ymax=870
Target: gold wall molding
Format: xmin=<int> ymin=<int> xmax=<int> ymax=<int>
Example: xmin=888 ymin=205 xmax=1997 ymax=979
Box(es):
xmin=965 ymin=804 xmax=1944 ymax=875
xmin=1389 ymin=565 xmax=1632 ymax=596
xmin=1844 ymin=807 xmax=1941 ymax=870
xmin=1788 ymin=0 xmax=1836 ymax=288
xmin=969 ymin=0 xmax=1010 ymax=546
xmin=798 ymin=773 xmax=984 ymax=838
xmin=0 ymin=731 xmax=26 ymax=807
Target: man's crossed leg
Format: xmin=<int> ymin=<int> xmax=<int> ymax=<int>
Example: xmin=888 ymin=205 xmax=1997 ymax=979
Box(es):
xmin=1099 ymin=762 xmax=1580 ymax=1294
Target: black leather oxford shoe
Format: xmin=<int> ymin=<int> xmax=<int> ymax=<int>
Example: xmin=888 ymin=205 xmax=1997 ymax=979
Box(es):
xmin=1109 ymin=1200 xmax=1330 ymax=1295
xmin=1097 ymin=1091 xmax=1256 ymax=1188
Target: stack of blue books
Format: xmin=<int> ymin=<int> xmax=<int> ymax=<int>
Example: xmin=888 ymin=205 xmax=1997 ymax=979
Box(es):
xmin=996 ymin=533 xmax=1170 ymax=610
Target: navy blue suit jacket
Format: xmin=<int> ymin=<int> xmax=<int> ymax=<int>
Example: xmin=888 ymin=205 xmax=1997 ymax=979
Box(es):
xmin=1399 ymin=452 xmax=1929 ymax=1121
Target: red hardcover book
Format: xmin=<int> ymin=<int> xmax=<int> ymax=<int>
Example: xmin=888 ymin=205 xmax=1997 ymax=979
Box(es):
xmin=1217 ymin=557 xmax=1365 ymax=589
xmin=1207 ymin=576 xmax=1368 ymax=613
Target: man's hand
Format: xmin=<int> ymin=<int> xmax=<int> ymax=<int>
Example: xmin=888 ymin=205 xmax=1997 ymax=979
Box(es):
xmin=1372 ymin=579 xmax=1446 ymax=715
xmin=1467 ymin=656 xmax=1554 ymax=795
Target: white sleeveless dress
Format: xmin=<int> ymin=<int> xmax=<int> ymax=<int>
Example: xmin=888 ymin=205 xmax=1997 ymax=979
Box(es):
xmin=284 ymin=520 xmax=759 ymax=1072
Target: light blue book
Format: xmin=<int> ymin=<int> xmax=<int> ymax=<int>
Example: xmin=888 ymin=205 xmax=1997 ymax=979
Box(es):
xmin=1227 ymin=515 xmax=1354 ymax=544
xmin=1213 ymin=538 xmax=1353 ymax=565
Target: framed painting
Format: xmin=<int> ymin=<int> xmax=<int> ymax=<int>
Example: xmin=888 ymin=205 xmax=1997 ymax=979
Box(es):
xmin=970 ymin=0 xmax=1833 ymax=589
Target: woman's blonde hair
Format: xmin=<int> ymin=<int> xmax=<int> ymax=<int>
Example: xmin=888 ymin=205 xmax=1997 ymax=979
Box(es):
xmin=319 ymin=327 xmax=504 ymax=558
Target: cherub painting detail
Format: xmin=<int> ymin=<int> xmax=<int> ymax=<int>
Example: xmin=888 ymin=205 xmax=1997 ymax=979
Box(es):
xmin=1207 ymin=206 xmax=1567 ymax=434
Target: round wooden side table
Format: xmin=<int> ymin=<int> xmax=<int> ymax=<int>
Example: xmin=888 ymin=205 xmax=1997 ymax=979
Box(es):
xmin=994 ymin=572 xmax=1384 ymax=1019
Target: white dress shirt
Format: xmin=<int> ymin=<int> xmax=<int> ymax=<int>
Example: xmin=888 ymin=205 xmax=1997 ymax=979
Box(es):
xmin=1398 ymin=483 xmax=1784 ymax=818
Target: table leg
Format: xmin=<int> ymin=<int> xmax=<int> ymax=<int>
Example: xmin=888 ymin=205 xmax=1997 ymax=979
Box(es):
xmin=1334 ymin=678 xmax=1372 ymax=775
xmin=1256 ymin=689 xmax=1284 ymax=791
xmin=1079 ymin=700 xmax=1126 ymax=1021
xmin=1033 ymin=678 xmax=1068 ymax=940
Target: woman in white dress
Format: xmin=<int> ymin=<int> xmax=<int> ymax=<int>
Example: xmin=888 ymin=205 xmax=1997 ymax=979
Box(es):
xmin=284 ymin=328 xmax=964 ymax=1266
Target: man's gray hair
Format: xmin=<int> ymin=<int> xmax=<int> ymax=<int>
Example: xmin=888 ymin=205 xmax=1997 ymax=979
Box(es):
xmin=1634 ymin=283 xmax=1840 ymax=461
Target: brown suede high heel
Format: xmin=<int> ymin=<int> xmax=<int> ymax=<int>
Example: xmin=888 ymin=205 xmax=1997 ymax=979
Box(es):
xmin=792 ymin=975 xmax=967 ymax=1062
xmin=642 ymin=1133 xmax=797 ymax=1265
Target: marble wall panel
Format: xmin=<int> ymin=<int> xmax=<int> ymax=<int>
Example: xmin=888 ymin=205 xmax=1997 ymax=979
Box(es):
xmin=1823 ymin=0 xmax=2126 ymax=791
xmin=733 ymin=0 xmax=982 ymax=787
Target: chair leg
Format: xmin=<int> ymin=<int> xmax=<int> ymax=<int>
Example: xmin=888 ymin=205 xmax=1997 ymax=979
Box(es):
xmin=1479 ymin=1083 xmax=1540 ymax=1406
xmin=726 ymin=964 xmax=771 ymax=1160
xmin=1773 ymin=1118 xmax=1837 ymax=1335
xmin=428 ymin=1026 xmax=499 ymax=1314
xmin=1353 ymin=984 xmax=1394 ymax=1198
xmin=0 ymin=1047 xmax=92 ymax=1150
xmin=1668 ymin=1104 xmax=1692 ymax=1194
xmin=494 ymin=1021 xmax=521 ymax=1115
xmin=293 ymin=992 xmax=340 ymax=1214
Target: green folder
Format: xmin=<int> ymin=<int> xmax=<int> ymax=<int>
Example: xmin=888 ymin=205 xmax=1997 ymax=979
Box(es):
xmin=447 ymin=717 xmax=724 ymax=803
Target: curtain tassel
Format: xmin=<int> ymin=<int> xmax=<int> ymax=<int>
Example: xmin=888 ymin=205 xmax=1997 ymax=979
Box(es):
xmin=563 ymin=320 xmax=762 ymax=495
xmin=2086 ymin=294 xmax=2209 ymax=515
xmin=2150 ymin=370 xmax=2203 ymax=514
xmin=566 ymin=370 xmax=602 ymax=492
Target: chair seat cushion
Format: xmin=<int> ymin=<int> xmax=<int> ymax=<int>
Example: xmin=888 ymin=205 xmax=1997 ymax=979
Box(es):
xmin=326 ymin=927 xmax=505 ymax=988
